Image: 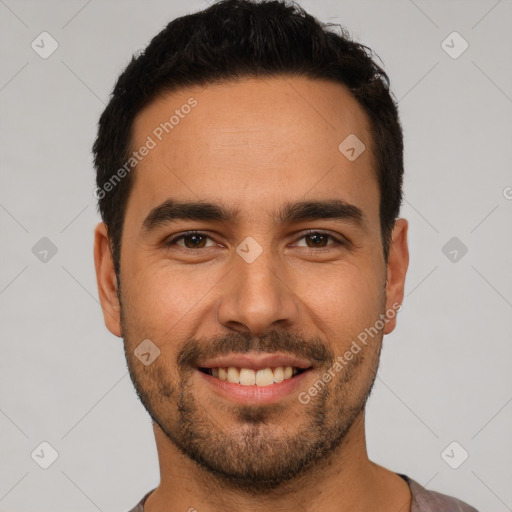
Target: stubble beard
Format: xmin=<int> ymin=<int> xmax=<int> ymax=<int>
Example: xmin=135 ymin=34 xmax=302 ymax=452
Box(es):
xmin=120 ymin=295 xmax=384 ymax=492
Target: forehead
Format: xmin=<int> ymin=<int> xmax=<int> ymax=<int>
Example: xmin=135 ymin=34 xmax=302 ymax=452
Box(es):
xmin=127 ymin=76 xmax=377 ymax=226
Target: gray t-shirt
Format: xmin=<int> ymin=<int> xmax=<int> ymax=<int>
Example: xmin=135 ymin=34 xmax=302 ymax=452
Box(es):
xmin=127 ymin=473 xmax=479 ymax=511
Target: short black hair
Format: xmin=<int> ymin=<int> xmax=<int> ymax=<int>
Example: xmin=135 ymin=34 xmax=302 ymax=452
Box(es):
xmin=92 ymin=0 xmax=403 ymax=279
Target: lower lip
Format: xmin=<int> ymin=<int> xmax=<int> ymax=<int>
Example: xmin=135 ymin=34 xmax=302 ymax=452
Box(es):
xmin=197 ymin=369 xmax=313 ymax=405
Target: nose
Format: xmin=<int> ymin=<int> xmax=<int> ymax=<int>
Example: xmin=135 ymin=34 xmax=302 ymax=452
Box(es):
xmin=215 ymin=247 xmax=300 ymax=336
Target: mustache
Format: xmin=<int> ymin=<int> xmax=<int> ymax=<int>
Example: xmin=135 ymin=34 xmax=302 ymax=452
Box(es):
xmin=177 ymin=330 xmax=334 ymax=370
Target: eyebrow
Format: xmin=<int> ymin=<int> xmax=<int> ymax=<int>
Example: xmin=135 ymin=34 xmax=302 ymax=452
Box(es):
xmin=141 ymin=198 xmax=366 ymax=232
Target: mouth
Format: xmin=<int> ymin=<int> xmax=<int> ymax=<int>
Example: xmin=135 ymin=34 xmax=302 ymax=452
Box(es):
xmin=198 ymin=366 xmax=309 ymax=386
xmin=195 ymin=352 xmax=314 ymax=403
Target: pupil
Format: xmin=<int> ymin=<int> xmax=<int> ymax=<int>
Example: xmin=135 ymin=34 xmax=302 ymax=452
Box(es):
xmin=308 ymin=234 xmax=326 ymax=247
xmin=185 ymin=235 xmax=205 ymax=248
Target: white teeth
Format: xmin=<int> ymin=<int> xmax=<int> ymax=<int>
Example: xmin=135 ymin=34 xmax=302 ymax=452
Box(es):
xmin=208 ymin=365 xmax=302 ymax=385
xmin=255 ymin=368 xmax=274 ymax=386
xmin=227 ymin=367 xmax=240 ymax=384
xmin=273 ymin=366 xmax=284 ymax=383
xmin=239 ymin=368 xmax=256 ymax=385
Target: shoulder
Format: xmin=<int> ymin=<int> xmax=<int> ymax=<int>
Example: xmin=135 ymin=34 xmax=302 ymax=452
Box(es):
xmin=126 ymin=488 xmax=156 ymax=512
xmin=400 ymin=474 xmax=480 ymax=512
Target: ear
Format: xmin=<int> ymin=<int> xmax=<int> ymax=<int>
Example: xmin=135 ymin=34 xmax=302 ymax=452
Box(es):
xmin=383 ymin=218 xmax=409 ymax=335
xmin=94 ymin=222 xmax=122 ymax=337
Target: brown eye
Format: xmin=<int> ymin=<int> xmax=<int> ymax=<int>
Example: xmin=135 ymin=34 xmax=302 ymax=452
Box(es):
xmin=295 ymin=231 xmax=343 ymax=249
xmin=166 ymin=232 xmax=215 ymax=249
xmin=305 ymin=233 xmax=330 ymax=248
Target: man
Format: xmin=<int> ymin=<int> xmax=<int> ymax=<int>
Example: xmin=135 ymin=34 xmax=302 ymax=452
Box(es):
xmin=92 ymin=1 xmax=479 ymax=510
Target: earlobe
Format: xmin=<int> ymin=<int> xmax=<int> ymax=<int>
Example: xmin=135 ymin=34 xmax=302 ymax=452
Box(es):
xmin=93 ymin=222 xmax=122 ymax=337
xmin=383 ymin=218 xmax=409 ymax=335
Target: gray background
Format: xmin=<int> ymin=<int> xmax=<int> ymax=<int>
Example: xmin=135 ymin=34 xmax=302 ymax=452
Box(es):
xmin=1 ymin=0 xmax=511 ymax=510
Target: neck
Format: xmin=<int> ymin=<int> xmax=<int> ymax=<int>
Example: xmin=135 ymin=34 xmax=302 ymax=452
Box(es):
xmin=144 ymin=410 xmax=411 ymax=512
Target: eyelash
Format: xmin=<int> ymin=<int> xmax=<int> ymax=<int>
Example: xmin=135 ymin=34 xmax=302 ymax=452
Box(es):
xmin=164 ymin=230 xmax=346 ymax=250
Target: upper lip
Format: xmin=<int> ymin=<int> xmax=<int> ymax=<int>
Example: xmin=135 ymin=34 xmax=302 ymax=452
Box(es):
xmin=197 ymin=352 xmax=314 ymax=371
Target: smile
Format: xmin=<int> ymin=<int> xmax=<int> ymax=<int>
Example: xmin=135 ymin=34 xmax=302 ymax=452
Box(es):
xmin=199 ymin=366 xmax=307 ymax=386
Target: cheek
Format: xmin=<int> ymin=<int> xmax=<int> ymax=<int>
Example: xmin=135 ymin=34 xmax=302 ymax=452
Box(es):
xmin=299 ymin=262 xmax=385 ymax=332
xmin=122 ymin=261 xmax=220 ymax=336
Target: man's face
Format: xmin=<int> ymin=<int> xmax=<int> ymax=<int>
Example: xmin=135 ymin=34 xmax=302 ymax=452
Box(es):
xmin=95 ymin=76 xmax=407 ymax=490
